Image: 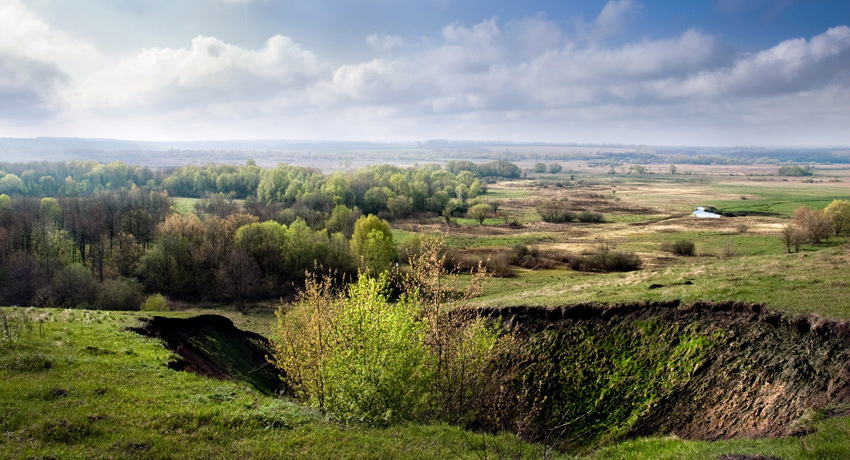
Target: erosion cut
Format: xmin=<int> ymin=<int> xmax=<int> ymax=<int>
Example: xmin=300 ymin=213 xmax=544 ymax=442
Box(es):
xmin=470 ymin=301 xmax=850 ymax=450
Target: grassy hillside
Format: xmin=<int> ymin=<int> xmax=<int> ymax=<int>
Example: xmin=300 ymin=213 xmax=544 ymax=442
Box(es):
xmin=2 ymin=307 xmax=849 ymax=459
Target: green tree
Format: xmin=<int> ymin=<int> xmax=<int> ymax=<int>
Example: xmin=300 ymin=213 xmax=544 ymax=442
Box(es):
xmin=350 ymin=215 xmax=395 ymax=277
xmin=467 ymin=203 xmax=491 ymax=225
xmin=824 ymin=199 xmax=850 ymax=236
xmin=326 ymin=204 xmax=361 ymax=238
xmin=534 ymin=162 xmax=547 ymax=173
xmin=0 ymin=174 xmax=25 ymax=195
xmin=547 ymin=163 xmax=563 ymax=174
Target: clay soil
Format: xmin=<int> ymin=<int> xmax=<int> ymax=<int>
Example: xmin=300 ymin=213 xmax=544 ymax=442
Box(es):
xmin=134 ymin=303 xmax=850 ymax=445
xmin=131 ymin=315 xmax=283 ymax=395
xmin=478 ymin=302 xmax=850 ymax=441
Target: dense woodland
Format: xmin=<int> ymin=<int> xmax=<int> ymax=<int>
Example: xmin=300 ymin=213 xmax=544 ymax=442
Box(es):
xmin=0 ymin=160 xmax=520 ymax=309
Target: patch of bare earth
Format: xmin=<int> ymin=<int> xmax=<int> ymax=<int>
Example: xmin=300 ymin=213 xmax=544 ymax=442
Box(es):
xmin=476 ymin=302 xmax=850 ymax=441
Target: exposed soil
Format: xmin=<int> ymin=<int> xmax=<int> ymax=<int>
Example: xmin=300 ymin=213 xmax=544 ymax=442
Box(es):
xmin=132 ymin=303 xmax=850 ymax=449
xmin=474 ymin=301 xmax=850 ymax=442
xmin=131 ymin=315 xmax=283 ymax=395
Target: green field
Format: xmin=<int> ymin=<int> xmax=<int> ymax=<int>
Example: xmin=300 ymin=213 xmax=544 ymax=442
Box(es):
xmin=2 ymin=307 xmax=849 ymax=459
xmin=4 ymin=166 xmax=850 ymax=458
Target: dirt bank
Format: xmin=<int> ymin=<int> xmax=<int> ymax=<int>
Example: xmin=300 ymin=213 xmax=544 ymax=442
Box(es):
xmin=131 ymin=304 xmax=850 ymax=450
xmin=131 ymin=315 xmax=283 ymax=395
xmin=474 ymin=301 xmax=850 ymax=444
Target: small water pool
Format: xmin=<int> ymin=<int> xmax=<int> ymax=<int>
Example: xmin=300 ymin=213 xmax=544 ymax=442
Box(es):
xmin=693 ymin=207 xmax=721 ymax=218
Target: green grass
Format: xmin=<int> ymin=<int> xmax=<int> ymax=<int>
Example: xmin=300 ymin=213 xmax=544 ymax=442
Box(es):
xmin=2 ymin=299 xmax=850 ymax=459
xmin=0 ymin=308 xmax=561 ymax=459
xmin=485 ymin=188 xmax=532 ymax=199
xmin=705 ymin=184 xmax=850 ymax=217
xmin=625 ymin=231 xmax=790 ymax=256
xmin=172 ymin=197 xmax=200 ymax=215
xmin=445 ymin=232 xmax=562 ymax=248
xmin=475 ymin=244 xmax=850 ymax=320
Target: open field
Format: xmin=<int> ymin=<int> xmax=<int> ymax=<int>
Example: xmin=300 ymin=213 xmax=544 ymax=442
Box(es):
xmin=3 ymin=161 xmax=850 ymax=459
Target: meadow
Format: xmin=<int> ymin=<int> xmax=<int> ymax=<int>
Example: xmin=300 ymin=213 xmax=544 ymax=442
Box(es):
xmin=3 ymin=161 xmax=850 ymax=458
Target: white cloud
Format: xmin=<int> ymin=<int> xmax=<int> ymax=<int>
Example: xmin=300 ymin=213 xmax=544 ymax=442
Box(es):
xmin=576 ymin=0 xmax=644 ymax=42
xmin=0 ymin=0 xmax=101 ymax=76
xmin=366 ymin=34 xmax=407 ymax=52
xmin=1 ymin=0 xmax=847 ymax=145
xmin=67 ymin=34 xmax=321 ymax=115
xmin=650 ymin=25 xmax=850 ymax=99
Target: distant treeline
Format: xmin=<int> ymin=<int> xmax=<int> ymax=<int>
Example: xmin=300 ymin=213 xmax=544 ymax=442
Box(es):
xmin=0 ymin=160 xmax=516 ymax=308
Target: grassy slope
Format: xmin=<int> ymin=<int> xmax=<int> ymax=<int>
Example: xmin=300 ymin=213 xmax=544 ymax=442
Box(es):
xmin=5 ymin=173 xmax=849 ymax=458
xmin=2 ymin=307 xmax=849 ymax=459
xmin=474 ymin=244 xmax=850 ymax=319
xmin=0 ymin=308 xmax=553 ymax=459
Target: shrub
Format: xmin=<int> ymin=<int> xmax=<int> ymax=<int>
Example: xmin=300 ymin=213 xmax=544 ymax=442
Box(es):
xmin=577 ymin=211 xmax=604 ymax=223
xmin=457 ymin=253 xmax=515 ymax=278
xmin=398 ymin=234 xmax=457 ymax=271
xmin=466 ymin=203 xmax=491 ymax=225
xmin=536 ymin=202 xmax=576 ymax=223
xmin=95 ymin=279 xmax=144 ymax=311
xmin=43 ymin=265 xmax=97 ymax=308
xmin=567 ymin=248 xmax=642 ymax=272
xmin=271 ymin=233 xmax=499 ymax=427
xmin=662 ymin=239 xmax=696 ymax=256
xmin=778 ymin=165 xmax=813 ymax=176
xmin=735 ymin=223 xmax=748 ymax=234
xmin=141 ymin=294 xmax=169 ymax=312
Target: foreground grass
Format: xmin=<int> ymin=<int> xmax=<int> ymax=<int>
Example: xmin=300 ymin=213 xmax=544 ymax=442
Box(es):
xmin=0 ymin=308 xmax=556 ymax=459
xmin=1 ymin=307 xmax=849 ymax=458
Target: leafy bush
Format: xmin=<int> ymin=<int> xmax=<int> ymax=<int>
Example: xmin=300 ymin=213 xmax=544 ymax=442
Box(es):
xmin=141 ymin=294 xmax=169 ymax=312
xmin=271 ymin=234 xmax=499 ymax=427
xmin=577 ymin=211 xmax=604 ymax=223
xmin=323 ymin=276 xmax=432 ymax=426
xmin=457 ymin=253 xmax=515 ymax=278
xmin=661 ymin=239 xmax=696 ymax=256
xmin=536 ymin=202 xmax=576 ymax=223
xmin=95 ymin=279 xmax=144 ymax=311
xmin=567 ymin=248 xmax=642 ymax=272
xmin=778 ymin=165 xmax=812 ymax=176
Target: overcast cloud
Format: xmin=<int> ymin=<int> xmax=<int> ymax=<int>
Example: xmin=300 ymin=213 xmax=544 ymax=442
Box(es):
xmin=0 ymin=0 xmax=848 ymax=145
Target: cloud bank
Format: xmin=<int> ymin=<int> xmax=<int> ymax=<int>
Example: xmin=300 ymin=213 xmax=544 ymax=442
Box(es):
xmin=1 ymin=0 xmax=848 ymax=145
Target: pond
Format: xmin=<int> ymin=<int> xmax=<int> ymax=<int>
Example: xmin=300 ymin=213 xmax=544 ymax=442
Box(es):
xmin=693 ymin=207 xmax=721 ymax=218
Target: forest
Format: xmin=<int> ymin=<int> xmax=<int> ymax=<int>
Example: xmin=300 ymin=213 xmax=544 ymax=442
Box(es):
xmin=0 ymin=160 xmax=519 ymax=309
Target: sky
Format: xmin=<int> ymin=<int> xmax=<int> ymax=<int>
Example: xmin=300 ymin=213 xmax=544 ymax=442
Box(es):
xmin=1 ymin=0 xmax=849 ymax=146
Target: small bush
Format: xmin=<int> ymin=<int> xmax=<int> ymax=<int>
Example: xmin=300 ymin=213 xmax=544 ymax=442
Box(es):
xmin=457 ymin=253 xmax=515 ymax=278
xmin=567 ymin=248 xmax=642 ymax=272
xmin=577 ymin=211 xmax=604 ymax=223
xmin=141 ymin=294 xmax=169 ymax=312
xmin=719 ymin=240 xmax=736 ymax=258
xmin=662 ymin=239 xmax=696 ymax=256
xmin=536 ymin=202 xmax=576 ymax=223
xmin=735 ymin=223 xmax=748 ymax=234
xmin=95 ymin=279 xmax=144 ymax=311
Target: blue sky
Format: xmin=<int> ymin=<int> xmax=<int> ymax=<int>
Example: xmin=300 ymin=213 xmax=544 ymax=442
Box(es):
xmin=1 ymin=0 xmax=849 ymax=145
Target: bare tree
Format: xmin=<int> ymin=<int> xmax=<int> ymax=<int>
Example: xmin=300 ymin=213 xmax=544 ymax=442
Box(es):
xmin=780 ymin=224 xmax=807 ymax=253
xmin=792 ymin=206 xmax=833 ymax=244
